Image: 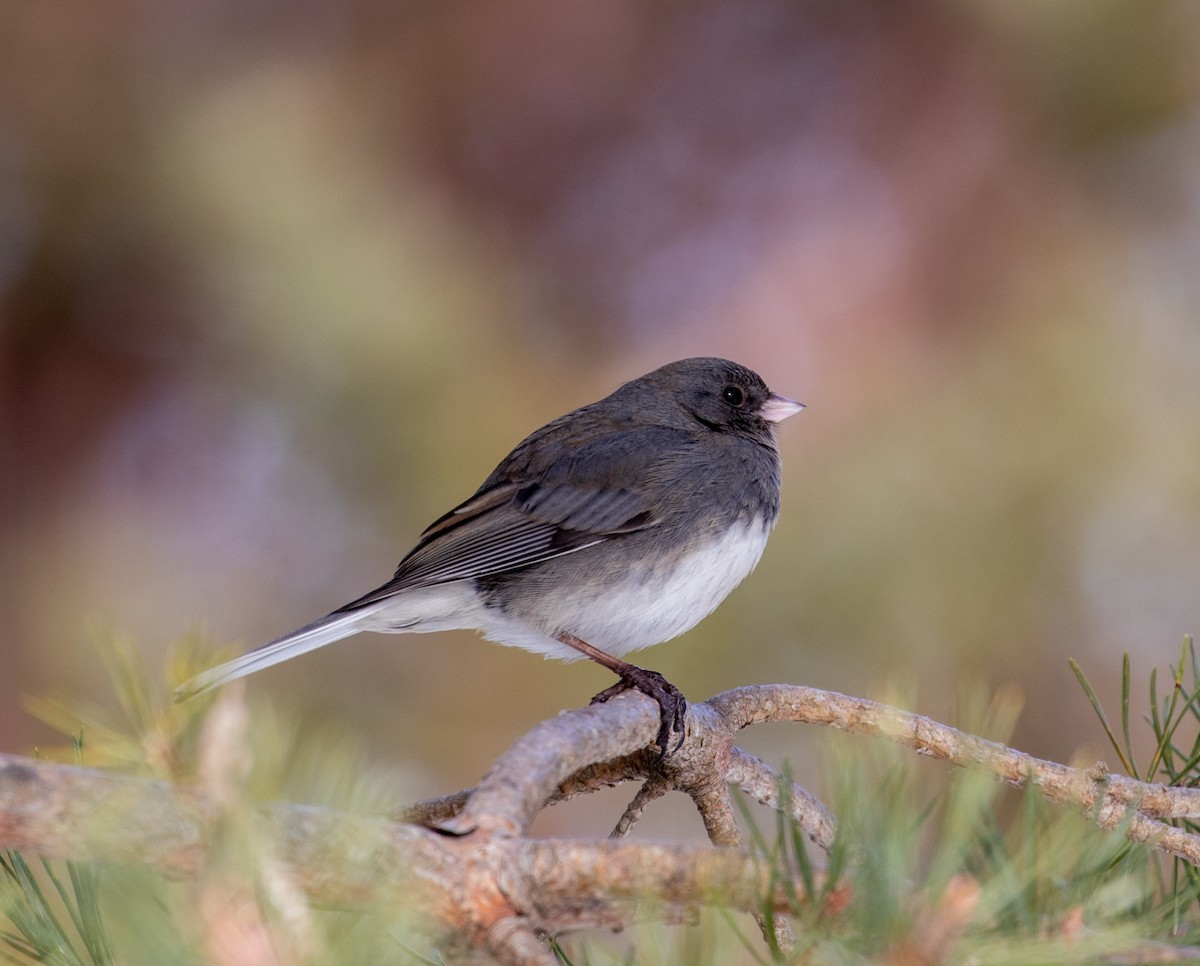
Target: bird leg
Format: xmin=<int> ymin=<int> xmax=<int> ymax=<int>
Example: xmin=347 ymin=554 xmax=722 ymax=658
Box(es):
xmin=556 ymin=632 xmax=686 ymax=756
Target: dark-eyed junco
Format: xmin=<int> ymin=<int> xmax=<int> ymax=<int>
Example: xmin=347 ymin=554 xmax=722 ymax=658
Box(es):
xmin=178 ymin=357 xmax=802 ymax=754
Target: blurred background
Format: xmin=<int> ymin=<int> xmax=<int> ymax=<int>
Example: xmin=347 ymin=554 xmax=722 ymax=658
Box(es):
xmin=2 ymin=0 xmax=1199 ymax=837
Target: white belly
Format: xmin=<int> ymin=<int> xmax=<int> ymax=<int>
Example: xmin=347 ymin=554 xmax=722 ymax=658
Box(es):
xmin=475 ymin=517 xmax=772 ymax=661
xmin=204 ymin=517 xmax=772 ymax=695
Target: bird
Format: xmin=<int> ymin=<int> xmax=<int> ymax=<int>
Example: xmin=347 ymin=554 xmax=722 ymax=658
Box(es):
xmin=177 ymin=357 xmax=803 ymax=754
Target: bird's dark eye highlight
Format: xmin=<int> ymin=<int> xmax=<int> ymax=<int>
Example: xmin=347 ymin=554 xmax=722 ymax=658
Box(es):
xmin=722 ymin=385 xmax=744 ymax=406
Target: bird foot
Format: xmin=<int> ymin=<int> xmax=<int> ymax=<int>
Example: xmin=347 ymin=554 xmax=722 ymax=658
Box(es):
xmin=591 ymin=666 xmax=687 ymax=757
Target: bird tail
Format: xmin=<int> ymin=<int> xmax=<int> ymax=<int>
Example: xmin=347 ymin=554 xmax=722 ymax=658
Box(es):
xmin=174 ymin=607 xmax=374 ymax=702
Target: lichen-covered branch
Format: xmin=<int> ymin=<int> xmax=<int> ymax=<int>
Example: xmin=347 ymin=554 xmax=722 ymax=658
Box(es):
xmin=709 ymin=685 xmax=1200 ymax=863
xmin=5 ymin=682 xmax=1200 ymax=965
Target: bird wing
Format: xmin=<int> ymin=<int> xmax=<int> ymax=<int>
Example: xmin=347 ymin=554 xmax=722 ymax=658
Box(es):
xmin=177 ymin=477 xmax=657 ymax=699
xmin=334 ymin=467 xmax=661 ymax=613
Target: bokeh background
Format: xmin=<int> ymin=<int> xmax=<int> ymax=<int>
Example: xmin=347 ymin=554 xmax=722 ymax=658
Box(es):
xmin=2 ymin=0 xmax=1199 ymax=836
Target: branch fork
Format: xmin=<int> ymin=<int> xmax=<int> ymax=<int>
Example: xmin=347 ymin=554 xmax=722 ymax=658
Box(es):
xmin=5 ymin=684 xmax=1200 ymax=964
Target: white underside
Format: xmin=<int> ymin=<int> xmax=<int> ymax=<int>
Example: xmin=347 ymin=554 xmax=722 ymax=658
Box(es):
xmin=361 ymin=516 xmax=771 ymax=661
xmin=180 ymin=516 xmax=772 ymax=697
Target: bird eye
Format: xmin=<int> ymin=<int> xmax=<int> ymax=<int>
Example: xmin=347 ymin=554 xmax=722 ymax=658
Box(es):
xmin=722 ymin=385 xmax=744 ymax=406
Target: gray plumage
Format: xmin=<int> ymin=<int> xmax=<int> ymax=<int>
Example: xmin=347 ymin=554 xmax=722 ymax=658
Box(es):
xmin=177 ymin=357 xmax=800 ymax=701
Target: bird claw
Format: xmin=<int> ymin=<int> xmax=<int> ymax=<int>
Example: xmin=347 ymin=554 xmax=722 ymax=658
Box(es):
xmin=591 ymin=667 xmax=687 ymax=757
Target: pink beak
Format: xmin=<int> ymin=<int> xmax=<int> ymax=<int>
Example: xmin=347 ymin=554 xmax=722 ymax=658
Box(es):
xmin=761 ymin=392 xmax=805 ymax=423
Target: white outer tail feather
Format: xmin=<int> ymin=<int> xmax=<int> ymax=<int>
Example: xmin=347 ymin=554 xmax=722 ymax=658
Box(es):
xmin=175 ymin=607 xmax=376 ymax=700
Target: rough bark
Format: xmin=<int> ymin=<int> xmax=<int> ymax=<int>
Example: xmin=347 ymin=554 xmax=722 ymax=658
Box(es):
xmin=4 ymin=684 xmax=1200 ymax=963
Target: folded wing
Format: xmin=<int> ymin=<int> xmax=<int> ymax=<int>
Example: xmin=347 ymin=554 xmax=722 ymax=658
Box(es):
xmin=335 ymin=479 xmax=654 ymax=611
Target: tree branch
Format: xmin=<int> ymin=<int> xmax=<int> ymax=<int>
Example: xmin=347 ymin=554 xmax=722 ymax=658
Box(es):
xmin=4 ymin=682 xmax=1200 ymax=963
